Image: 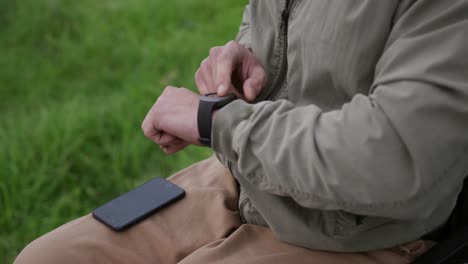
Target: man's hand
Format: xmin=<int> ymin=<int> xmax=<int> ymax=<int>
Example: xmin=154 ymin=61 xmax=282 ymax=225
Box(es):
xmin=141 ymin=87 xmax=201 ymax=154
xmin=195 ymin=40 xmax=267 ymax=102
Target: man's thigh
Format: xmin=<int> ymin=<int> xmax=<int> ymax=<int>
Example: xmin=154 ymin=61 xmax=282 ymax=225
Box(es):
xmin=14 ymin=156 xmax=242 ymax=264
xmin=181 ymin=224 xmax=433 ymax=264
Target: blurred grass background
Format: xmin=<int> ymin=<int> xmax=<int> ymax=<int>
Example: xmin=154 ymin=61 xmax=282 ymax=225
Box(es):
xmin=0 ymin=0 xmax=245 ymax=262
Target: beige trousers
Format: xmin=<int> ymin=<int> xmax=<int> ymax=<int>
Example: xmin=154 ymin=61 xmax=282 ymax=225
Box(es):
xmin=14 ymin=157 xmax=432 ymax=264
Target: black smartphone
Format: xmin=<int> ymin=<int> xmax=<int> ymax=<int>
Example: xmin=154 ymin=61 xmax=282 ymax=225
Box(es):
xmin=92 ymin=177 xmax=185 ymax=231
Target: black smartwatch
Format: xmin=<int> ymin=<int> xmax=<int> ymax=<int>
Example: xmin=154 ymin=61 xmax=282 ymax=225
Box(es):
xmin=197 ymin=93 xmax=237 ymax=147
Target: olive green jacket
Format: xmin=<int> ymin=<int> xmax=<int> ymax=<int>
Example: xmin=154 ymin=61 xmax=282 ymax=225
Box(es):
xmin=212 ymin=0 xmax=468 ymax=252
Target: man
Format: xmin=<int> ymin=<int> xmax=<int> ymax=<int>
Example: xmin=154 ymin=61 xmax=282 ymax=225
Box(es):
xmin=15 ymin=0 xmax=468 ymax=263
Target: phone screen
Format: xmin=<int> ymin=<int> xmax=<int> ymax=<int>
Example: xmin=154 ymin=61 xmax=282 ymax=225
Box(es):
xmin=92 ymin=177 xmax=185 ymax=231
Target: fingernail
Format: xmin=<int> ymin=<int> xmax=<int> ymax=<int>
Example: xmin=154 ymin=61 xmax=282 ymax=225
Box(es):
xmin=218 ymin=84 xmax=227 ymax=95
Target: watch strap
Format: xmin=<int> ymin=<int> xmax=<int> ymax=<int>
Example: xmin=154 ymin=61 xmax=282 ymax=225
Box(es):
xmin=197 ymin=95 xmax=216 ymax=146
xmin=197 ymin=93 xmax=237 ymax=147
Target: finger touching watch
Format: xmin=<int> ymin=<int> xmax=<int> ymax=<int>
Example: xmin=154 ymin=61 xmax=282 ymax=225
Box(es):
xmin=197 ymin=93 xmax=237 ymax=147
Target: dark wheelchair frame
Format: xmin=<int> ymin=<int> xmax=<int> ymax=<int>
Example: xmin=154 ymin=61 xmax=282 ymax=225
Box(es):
xmin=412 ymin=177 xmax=468 ymax=263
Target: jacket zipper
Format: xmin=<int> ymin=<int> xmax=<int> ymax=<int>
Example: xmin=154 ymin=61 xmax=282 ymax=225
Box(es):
xmin=239 ymin=197 xmax=250 ymax=223
xmin=260 ymin=0 xmax=293 ymax=101
xmin=235 ymin=1 xmax=293 ymax=223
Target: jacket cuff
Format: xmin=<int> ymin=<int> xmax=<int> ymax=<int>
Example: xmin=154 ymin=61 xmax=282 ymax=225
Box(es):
xmin=211 ymin=99 xmax=254 ymax=162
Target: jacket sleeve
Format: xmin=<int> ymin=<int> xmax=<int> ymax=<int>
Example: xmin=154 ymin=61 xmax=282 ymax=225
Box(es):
xmin=235 ymin=4 xmax=251 ymax=49
xmin=212 ymin=0 xmax=468 ymax=220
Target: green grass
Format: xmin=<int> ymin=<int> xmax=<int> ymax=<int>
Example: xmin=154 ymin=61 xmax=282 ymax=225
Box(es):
xmin=0 ymin=0 xmax=245 ymax=262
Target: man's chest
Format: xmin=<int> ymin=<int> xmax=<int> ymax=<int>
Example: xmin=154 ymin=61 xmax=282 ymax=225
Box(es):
xmin=250 ymin=0 xmax=401 ymax=109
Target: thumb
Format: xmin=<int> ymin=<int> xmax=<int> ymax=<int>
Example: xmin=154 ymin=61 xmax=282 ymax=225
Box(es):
xmin=243 ymin=66 xmax=267 ymax=101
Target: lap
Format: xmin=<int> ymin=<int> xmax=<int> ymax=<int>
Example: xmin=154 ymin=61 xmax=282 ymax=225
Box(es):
xmin=14 ymin=157 xmax=241 ymax=264
xmin=14 ymin=156 xmax=432 ymax=264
